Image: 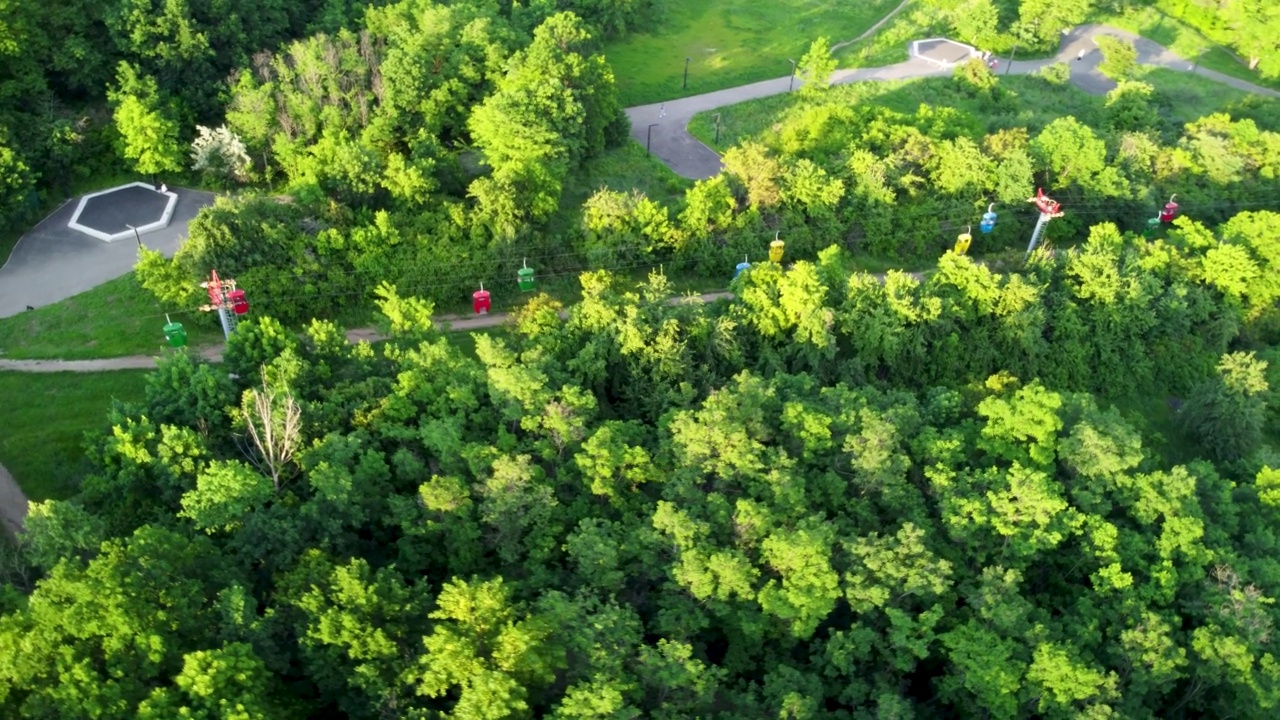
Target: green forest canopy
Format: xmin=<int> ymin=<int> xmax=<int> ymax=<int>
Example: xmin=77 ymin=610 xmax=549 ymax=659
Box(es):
xmin=4 ymin=2 xmax=1280 ymax=714
xmin=8 ymin=210 xmax=1280 ymax=716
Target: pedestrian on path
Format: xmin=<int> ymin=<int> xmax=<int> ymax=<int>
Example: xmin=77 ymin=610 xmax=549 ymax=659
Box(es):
xmin=1077 ymin=49 xmax=1085 ymax=61
xmin=659 ymin=103 xmax=666 ymax=118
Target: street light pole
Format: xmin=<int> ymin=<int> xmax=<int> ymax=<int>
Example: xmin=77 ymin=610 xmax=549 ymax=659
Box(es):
xmin=788 ymin=59 xmax=798 ymax=91
xmin=647 ymin=123 xmax=659 ymax=154
xmin=1005 ymin=42 xmax=1017 ymax=76
xmin=683 ymin=57 xmax=691 ymax=89
xmin=713 ymin=113 xmax=722 ymax=145
xmin=126 ymin=224 xmax=143 ymax=249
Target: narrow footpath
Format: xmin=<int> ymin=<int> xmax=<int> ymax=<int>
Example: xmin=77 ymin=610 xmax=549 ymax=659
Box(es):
xmin=627 ymin=23 xmax=1280 ymax=179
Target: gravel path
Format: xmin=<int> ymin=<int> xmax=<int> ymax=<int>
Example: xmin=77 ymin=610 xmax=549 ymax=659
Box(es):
xmin=626 ymin=23 xmax=1280 ymax=179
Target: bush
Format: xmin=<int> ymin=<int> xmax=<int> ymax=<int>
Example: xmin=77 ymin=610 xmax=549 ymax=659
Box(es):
xmin=1096 ymin=36 xmax=1138 ymax=80
xmin=1104 ymin=81 xmax=1160 ymax=132
xmin=1035 ymin=62 xmax=1071 ymax=86
xmin=1180 ymin=351 xmax=1271 ymax=464
xmin=954 ymin=58 xmax=998 ymax=95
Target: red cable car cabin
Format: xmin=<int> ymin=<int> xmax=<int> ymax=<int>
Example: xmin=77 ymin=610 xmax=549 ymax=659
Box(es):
xmin=473 ymin=288 xmax=491 ymax=314
xmin=228 ymin=289 xmax=249 ymax=315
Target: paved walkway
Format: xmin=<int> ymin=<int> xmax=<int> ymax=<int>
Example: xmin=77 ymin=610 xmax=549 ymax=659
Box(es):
xmin=0 ymin=464 xmax=26 ymax=539
xmin=0 ymin=187 xmax=215 ymax=318
xmin=626 ymin=24 xmax=1280 ymax=179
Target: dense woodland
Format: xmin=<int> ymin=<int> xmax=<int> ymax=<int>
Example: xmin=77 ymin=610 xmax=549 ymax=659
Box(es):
xmin=8 ymin=218 xmax=1280 ymax=716
xmin=6 ymin=0 xmax=1280 ymax=717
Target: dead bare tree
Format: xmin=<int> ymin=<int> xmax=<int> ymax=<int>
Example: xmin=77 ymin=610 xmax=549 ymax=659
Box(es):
xmin=242 ymin=369 xmax=303 ymax=494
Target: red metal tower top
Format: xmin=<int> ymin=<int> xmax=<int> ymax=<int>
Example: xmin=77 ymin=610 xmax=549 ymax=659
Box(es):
xmin=1029 ymin=188 xmax=1062 ymax=216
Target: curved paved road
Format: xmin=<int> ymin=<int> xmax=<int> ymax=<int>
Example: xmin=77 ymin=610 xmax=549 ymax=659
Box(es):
xmin=627 ymin=24 xmax=1280 ymax=179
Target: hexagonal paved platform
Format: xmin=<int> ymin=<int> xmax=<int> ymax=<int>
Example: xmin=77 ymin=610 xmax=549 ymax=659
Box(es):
xmin=68 ymin=182 xmax=178 ymax=242
xmin=911 ymin=38 xmax=978 ymax=69
xmin=0 ymin=186 xmax=215 ymax=318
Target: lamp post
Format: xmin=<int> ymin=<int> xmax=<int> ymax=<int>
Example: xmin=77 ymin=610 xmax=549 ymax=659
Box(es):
xmin=1005 ymin=42 xmax=1017 ymax=76
xmin=788 ymin=59 xmax=798 ymax=91
xmin=647 ymin=123 xmax=659 ymax=154
xmin=713 ymin=113 xmax=722 ymax=145
xmin=126 ymin=224 xmax=143 ymax=249
xmin=683 ymin=57 xmax=691 ymax=89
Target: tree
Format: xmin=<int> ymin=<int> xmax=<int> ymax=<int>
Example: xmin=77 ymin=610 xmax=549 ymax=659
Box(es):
xmin=0 ymin=134 xmax=35 ymax=234
xmin=467 ymin=11 xmax=622 ymax=234
xmin=1223 ymin=0 xmax=1280 ymax=77
xmin=410 ymin=577 xmax=564 ymax=717
xmin=949 ymin=0 xmax=1001 ymax=50
xmin=0 ymin=526 xmax=235 ymax=718
xmin=108 ymin=62 xmax=183 ymax=177
xmin=797 ymin=37 xmax=836 ymax=97
xmin=1095 ymin=36 xmax=1138 ymax=80
xmin=1104 ymin=81 xmax=1159 ymax=132
xmin=241 ymin=368 xmax=303 ymax=494
xmin=1180 ymin=351 xmax=1270 ymax=463
xmin=190 ymin=125 xmax=251 ymax=184
xmin=1031 ymin=116 xmax=1127 ymax=196
xmin=1015 ymin=0 xmax=1096 ymax=47
xmin=137 ymin=643 xmax=297 ymax=719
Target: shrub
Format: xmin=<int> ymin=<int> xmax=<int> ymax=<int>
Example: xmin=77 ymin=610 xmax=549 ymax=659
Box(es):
xmin=1035 ymin=62 xmax=1071 ymax=86
xmin=1096 ymin=36 xmax=1138 ymax=80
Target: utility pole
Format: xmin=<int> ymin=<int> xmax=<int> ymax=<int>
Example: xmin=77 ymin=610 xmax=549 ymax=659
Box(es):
xmin=126 ymin=224 xmax=143 ymax=249
xmin=788 ymin=59 xmax=798 ymax=91
xmin=1025 ymin=188 xmax=1064 ymax=255
xmin=647 ymin=123 xmax=658 ymax=154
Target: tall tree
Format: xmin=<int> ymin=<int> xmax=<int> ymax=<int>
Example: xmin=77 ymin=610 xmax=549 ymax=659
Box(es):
xmin=108 ymin=62 xmax=183 ymax=177
xmin=797 ymin=37 xmax=837 ymax=97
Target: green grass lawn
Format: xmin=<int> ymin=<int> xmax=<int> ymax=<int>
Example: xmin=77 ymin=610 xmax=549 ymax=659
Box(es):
xmin=604 ymin=0 xmax=902 ymax=106
xmin=833 ymin=1 xmax=941 ymax=69
xmin=0 ymin=273 xmax=223 ymax=360
xmin=0 ymin=370 xmax=149 ymax=501
xmin=1100 ymin=3 xmax=1280 ymax=94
